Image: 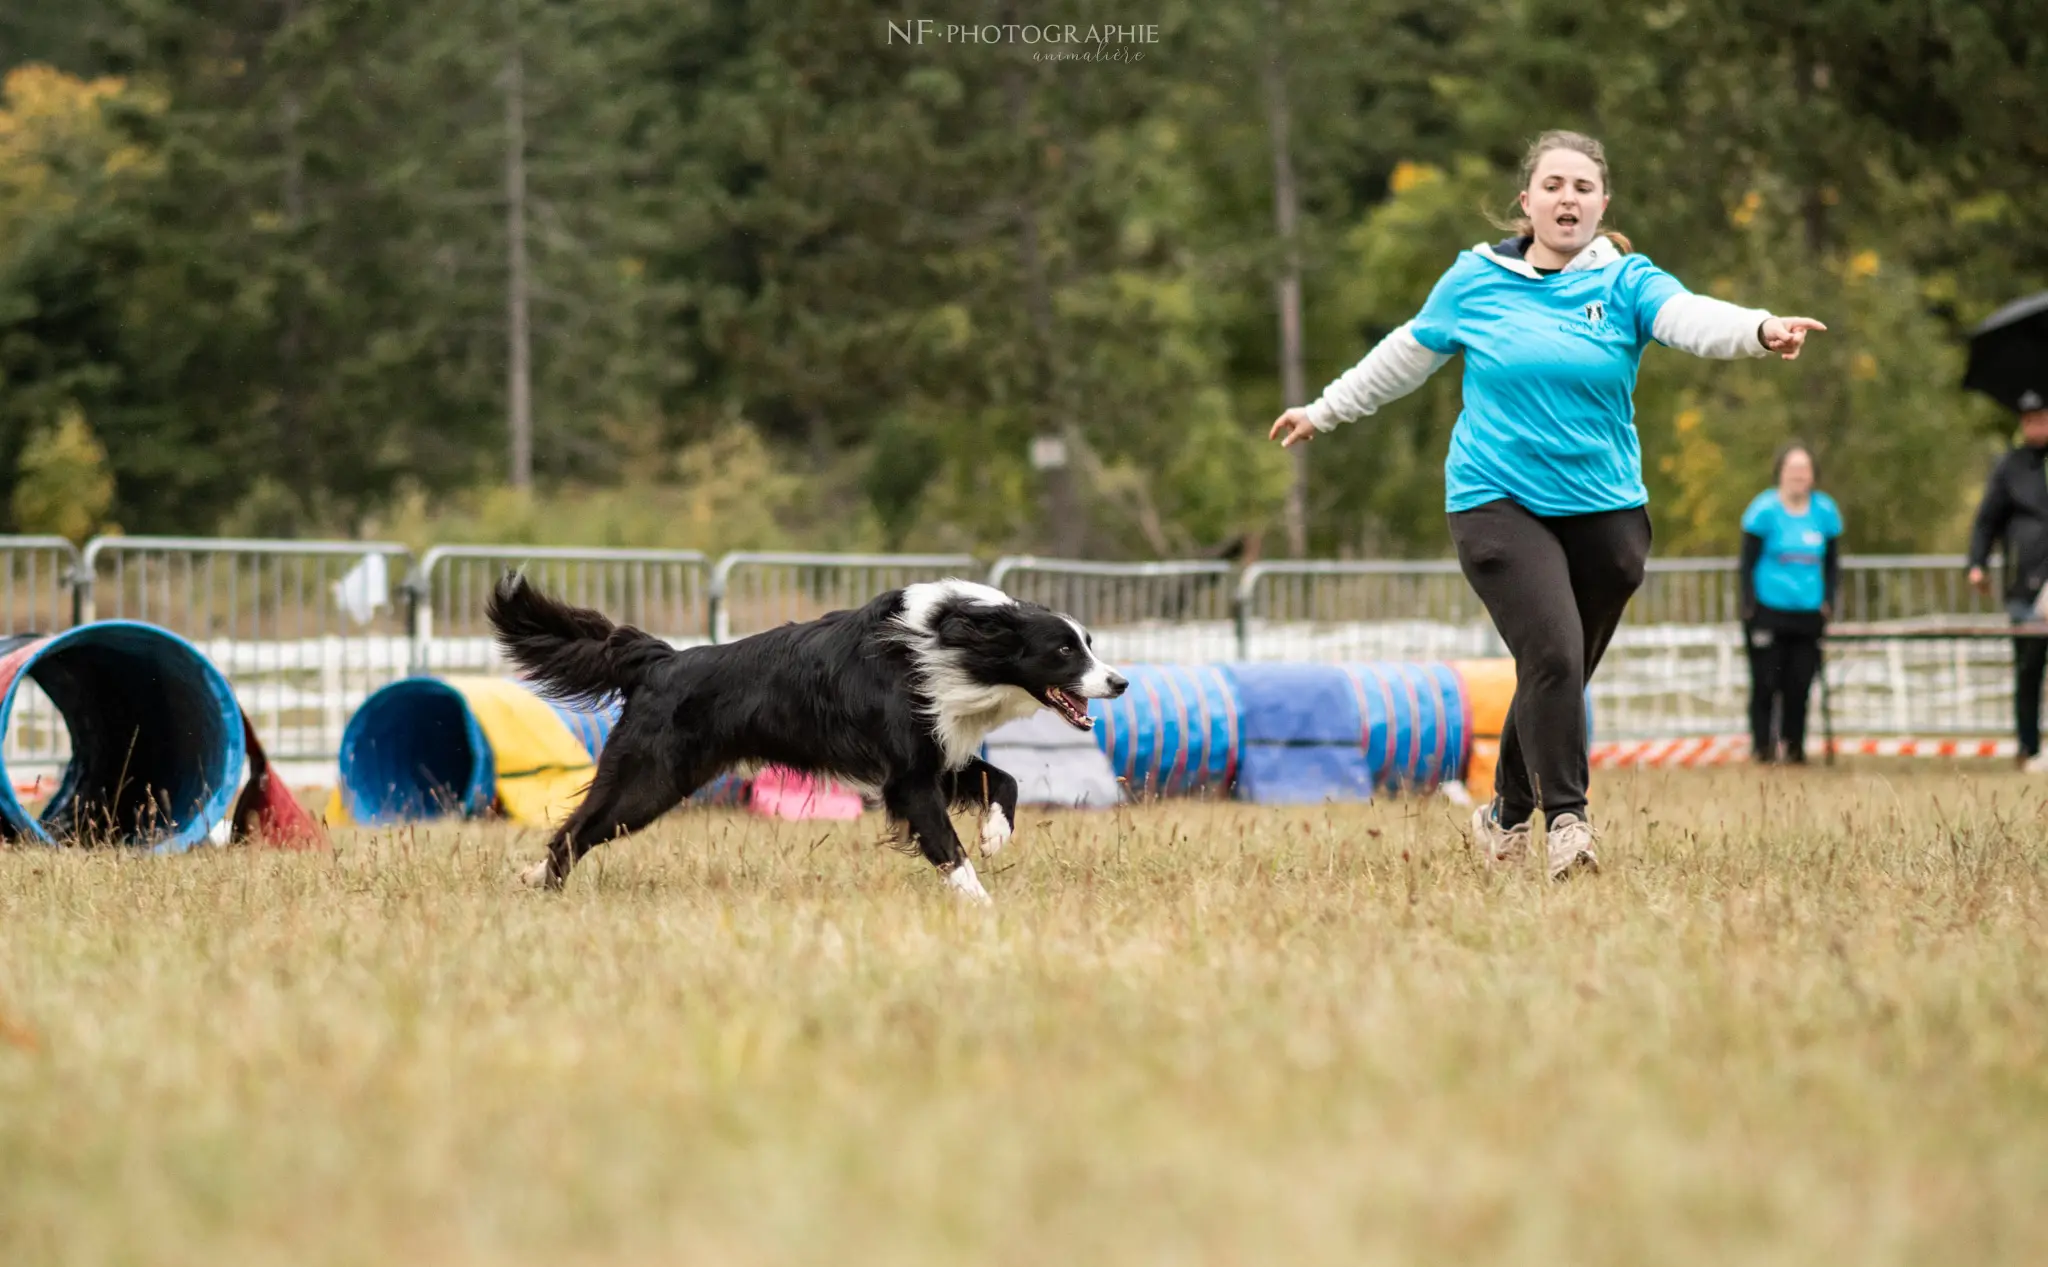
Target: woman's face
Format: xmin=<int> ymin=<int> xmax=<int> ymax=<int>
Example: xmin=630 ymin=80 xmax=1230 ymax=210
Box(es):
xmin=1519 ymin=149 xmax=1609 ymax=258
xmin=1778 ymin=449 xmax=1815 ymax=497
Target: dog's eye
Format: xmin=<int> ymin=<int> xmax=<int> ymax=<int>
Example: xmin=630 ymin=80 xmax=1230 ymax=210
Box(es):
xmin=1058 ymin=645 xmax=1074 ymax=657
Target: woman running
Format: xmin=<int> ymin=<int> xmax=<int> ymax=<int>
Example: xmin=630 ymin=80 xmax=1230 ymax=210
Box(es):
xmin=1739 ymin=442 xmax=1841 ymax=765
xmin=1269 ymin=129 xmax=1826 ymax=879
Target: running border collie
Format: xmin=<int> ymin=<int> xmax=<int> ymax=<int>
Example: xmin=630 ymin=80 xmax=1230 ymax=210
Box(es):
xmin=484 ymin=573 xmax=1127 ymax=903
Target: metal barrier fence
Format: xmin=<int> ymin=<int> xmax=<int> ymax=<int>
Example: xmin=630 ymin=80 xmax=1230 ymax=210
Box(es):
xmin=1232 ymin=555 xmax=2013 ymax=741
xmin=408 ymin=545 xmax=711 ymax=677
xmin=1833 ymin=556 xmax=2005 ymax=623
xmin=708 ymin=552 xmax=981 ymax=644
xmin=1233 ymin=560 xmax=1500 ymax=663
xmin=0 ymin=535 xmax=81 ymax=631
xmin=0 ymin=537 xmax=85 ymax=770
xmin=989 ymin=557 xmax=1239 ymax=662
xmin=1235 ymin=555 xmax=2007 ymax=661
xmin=0 ymin=537 xmax=2023 ymax=766
xmin=75 ymin=536 xmax=418 ymax=763
xmin=1623 ymin=555 xmax=2005 ymax=627
xmin=1820 ymin=628 xmax=2018 ymax=738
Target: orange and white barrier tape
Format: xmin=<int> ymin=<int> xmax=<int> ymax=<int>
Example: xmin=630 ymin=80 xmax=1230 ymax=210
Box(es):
xmin=1823 ymin=736 xmax=2015 ymax=759
xmin=1590 ymin=735 xmax=2018 ymax=768
xmin=1590 ymin=736 xmax=1751 ymax=768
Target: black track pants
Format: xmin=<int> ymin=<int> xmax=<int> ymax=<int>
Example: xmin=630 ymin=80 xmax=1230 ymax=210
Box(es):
xmin=1744 ymin=624 xmax=1821 ymax=762
xmin=2013 ymin=615 xmax=2048 ymax=759
xmin=1448 ymin=498 xmax=1652 ymax=824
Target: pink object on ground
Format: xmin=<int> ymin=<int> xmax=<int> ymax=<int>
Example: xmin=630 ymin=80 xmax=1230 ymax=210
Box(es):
xmin=747 ymin=766 xmax=865 ymax=820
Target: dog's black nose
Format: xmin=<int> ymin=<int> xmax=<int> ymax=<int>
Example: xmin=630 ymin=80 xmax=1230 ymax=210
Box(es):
xmin=1107 ymin=672 xmax=1128 ymax=697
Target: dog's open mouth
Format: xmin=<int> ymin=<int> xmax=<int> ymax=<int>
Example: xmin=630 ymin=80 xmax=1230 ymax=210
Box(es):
xmin=1043 ymin=686 xmax=1094 ymax=731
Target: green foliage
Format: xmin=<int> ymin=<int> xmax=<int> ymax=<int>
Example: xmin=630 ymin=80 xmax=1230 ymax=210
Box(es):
xmin=1161 ymin=399 xmax=1294 ymax=551
xmin=0 ymin=63 xmax=160 ymax=528
xmin=0 ymin=1 xmax=2041 ymax=556
xmin=11 ymin=403 xmax=116 ymax=542
xmin=375 ymin=423 xmax=885 ymax=556
xmin=1308 ymin=157 xmax=1499 ymax=554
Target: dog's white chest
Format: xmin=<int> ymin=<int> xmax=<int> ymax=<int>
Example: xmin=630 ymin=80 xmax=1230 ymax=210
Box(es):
xmin=932 ymin=686 xmax=1042 ymax=769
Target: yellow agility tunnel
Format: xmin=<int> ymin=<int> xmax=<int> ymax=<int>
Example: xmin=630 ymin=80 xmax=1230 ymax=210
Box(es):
xmin=329 ymin=675 xmax=621 ymax=828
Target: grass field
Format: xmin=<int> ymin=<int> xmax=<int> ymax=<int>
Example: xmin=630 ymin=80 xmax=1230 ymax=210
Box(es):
xmin=3 ymin=764 xmax=2047 ymax=1266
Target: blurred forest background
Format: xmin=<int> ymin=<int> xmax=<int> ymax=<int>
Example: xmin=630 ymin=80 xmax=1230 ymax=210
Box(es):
xmin=0 ymin=1 xmax=2042 ymax=558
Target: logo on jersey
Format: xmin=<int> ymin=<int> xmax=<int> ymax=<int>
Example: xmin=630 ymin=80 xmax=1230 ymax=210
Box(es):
xmin=1560 ymin=299 xmax=1610 ymax=336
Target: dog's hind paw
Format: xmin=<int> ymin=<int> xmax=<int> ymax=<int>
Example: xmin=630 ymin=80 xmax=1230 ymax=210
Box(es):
xmin=943 ymin=858 xmax=993 ymax=906
xmin=978 ymin=806 xmax=1012 ymax=857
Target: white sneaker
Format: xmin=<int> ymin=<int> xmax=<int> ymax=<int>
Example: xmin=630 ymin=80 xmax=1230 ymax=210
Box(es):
xmin=2023 ymin=753 xmax=2048 ymax=775
xmin=1470 ymin=800 xmax=1531 ymax=866
xmin=1545 ymin=812 xmax=1600 ymax=881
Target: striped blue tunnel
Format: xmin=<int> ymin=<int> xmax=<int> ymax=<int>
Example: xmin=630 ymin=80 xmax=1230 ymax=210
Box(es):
xmin=1086 ymin=662 xmax=1471 ymax=804
xmin=1087 ymin=664 xmax=1238 ymax=797
xmin=1343 ymin=662 xmax=1468 ymax=793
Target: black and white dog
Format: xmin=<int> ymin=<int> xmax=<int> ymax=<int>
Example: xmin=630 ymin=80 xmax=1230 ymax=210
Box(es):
xmin=485 ymin=573 xmax=1127 ymax=902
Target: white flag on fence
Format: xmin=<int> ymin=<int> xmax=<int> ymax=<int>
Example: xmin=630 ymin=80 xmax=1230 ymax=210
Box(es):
xmin=332 ymin=553 xmax=390 ymax=627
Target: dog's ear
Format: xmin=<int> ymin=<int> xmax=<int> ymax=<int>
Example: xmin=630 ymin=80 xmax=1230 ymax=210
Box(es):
xmin=932 ymin=601 xmax=1022 ymax=653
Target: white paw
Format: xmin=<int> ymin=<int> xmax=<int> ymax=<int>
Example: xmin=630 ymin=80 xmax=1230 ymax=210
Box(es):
xmin=517 ymin=860 xmax=553 ymax=889
xmin=978 ymin=805 xmax=1012 ymax=857
xmin=944 ymin=858 xmax=993 ymax=906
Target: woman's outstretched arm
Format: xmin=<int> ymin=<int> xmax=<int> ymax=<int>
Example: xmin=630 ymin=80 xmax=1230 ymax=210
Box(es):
xmin=1269 ymin=323 xmax=1452 ymax=447
xmin=1653 ymin=293 xmax=1827 ymax=360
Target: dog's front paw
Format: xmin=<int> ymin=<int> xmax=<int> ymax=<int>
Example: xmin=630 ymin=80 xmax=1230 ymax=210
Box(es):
xmin=517 ymin=859 xmax=559 ymax=891
xmin=978 ymin=806 xmax=1013 ymax=857
xmin=942 ymin=858 xmax=993 ymax=906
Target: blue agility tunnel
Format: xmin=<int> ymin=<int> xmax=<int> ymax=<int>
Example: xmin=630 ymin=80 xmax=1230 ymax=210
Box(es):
xmin=1342 ymin=662 xmax=1469 ymax=794
xmin=1221 ymin=661 xmax=1472 ymax=805
xmin=336 ymin=678 xmax=497 ymax=824
xmin=1083 ymin=661 xmax=1478 ymax=805
xmin=1089 ymin=664 xmax=1238 ymax=797
xmin=337 ymin=676 xmax=748 ymax=825
xmin=1230 ymin=663 xmax=1379 ymax=804
xmin=0 ymin=622 xmax=245 ymax=853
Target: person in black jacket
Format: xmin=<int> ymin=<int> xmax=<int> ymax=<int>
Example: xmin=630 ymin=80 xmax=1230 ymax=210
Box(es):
xmin=1968 ymin=404 xmax=2048 ymax=770
xmin=1739 ymin=443 xmax=1841 ymax=764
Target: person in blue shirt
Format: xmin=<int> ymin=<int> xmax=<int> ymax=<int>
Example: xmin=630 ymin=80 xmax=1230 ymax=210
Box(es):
xmin=1268 ymin=129 xmax=1826 ymax=880
xmin=1739 ymin=443 xmax=1842 ymax=764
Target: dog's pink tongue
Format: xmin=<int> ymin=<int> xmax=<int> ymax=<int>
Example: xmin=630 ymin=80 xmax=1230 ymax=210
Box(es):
xmin=1048 ymin=689 xmax=1092 ymax=729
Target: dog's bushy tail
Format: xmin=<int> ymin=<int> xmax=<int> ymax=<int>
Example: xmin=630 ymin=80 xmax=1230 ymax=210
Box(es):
xmin=486 ymin=572 xmax=674 ymax=705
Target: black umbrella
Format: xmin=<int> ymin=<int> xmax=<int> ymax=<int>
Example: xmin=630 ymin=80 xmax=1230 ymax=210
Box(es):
xmin=1964 ymin=290 xmax=2048 ymax=414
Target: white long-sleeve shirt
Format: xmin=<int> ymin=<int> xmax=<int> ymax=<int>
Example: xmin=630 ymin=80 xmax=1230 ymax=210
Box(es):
xmin=1304 ymin=238 xmax=1774 ymax=433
